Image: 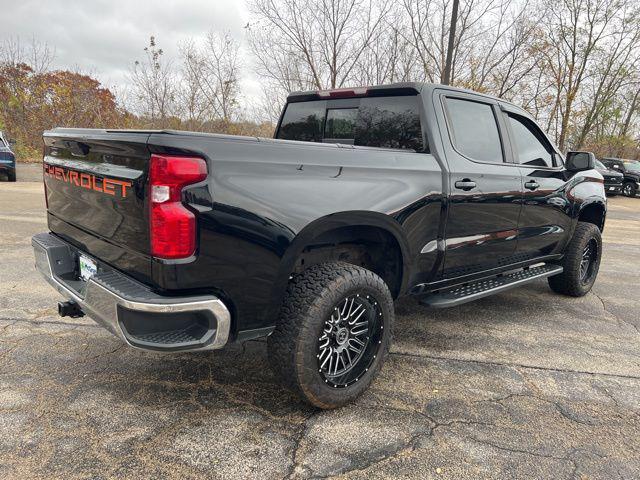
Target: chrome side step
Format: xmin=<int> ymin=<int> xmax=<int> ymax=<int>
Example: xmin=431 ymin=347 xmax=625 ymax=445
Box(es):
xmin=420 ymin=264 xmax=563 ymax=308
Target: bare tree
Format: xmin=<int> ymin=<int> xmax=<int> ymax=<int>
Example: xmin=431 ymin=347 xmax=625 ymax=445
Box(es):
xmin=129 ymin=36 xmax=178 ymax=127
xmin=0 ymin=36 xmax=54 ymax=73
xmin=540 ymin=0 xmax=624 ymax=150
xmin=402 ymin=0 xmax=503 ymax=85
xmin=248 ymin=0 xmax=391 ymax=93
xmin=180 ymin=32 xmax=242 ymax=129
xmin=352 ymin=6 xmax=425 ymax=85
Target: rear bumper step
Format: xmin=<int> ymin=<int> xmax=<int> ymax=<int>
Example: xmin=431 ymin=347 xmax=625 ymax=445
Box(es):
xmin=32 ymin=232 xmax=231 ymax=352
xmin=420 ymin=264 xmax=563 ymax=308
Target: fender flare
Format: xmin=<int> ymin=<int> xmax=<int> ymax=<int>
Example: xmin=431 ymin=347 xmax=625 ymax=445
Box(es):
xmin=264 ymin=211 xmax=412 ymax=322
xmin=573 ymin=197 xmax=607 ymax=233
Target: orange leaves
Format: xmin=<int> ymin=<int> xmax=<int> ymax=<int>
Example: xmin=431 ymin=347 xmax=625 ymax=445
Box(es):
xmin=0 ymin=67 xmax=124 ymax=159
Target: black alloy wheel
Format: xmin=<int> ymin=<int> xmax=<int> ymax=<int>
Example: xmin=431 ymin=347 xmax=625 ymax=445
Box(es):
xmin=548 ymin=221 xmax=602 ymax=297
xmin=317 ymin=294 xmax=384 ymax=388
xmin=268 ymin=262 xmax=394 ymax=409
xmin=579 ymin=239 xmax=598 ymax=285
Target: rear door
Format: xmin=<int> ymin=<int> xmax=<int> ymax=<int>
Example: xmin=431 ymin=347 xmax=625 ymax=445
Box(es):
xmin=499 ymin=106 xmax=572 ymax=257
xmin=437 ymin=91 xmax=523 ymax=278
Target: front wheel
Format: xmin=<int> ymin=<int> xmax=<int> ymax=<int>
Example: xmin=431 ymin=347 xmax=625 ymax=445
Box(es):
xmin=268 ymin=262 xmax=394 ymax=409
xmin=623 ymin=182 xmax=637 ymax=197
xmin=548 ymin=222 xmax=602 ymax=297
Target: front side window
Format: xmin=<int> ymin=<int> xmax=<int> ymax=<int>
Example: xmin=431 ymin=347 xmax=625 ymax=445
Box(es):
xmin=445 ymin=98 xmax=504 ymax=163
xmin=507 ymin=114 xmax=554 ymax=168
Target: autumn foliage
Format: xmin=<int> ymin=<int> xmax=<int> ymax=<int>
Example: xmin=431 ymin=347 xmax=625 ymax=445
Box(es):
xmin=0 ymin=63 xmax=133 ymax=159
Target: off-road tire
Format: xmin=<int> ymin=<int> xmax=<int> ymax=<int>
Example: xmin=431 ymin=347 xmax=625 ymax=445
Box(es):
xmin=548 ymin=222 xmax=602 ymax=297
xmin=623 ymin=181 xmax=637 ymax=197
xmin=7 ymin=172 xmax=16 ymax=182
xmin=268 ymin=262 xmax=394 ymax=409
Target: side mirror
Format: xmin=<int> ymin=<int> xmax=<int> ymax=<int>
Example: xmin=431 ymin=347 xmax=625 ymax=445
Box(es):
xmin=565 ymin=151 xmax=596 ymax=172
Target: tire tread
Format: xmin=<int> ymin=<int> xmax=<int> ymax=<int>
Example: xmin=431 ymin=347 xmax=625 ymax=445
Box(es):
xmin=548 ymin=221 xmax=601 ymax=297
xmin=268 ymin=262 xmax=393 ymax=408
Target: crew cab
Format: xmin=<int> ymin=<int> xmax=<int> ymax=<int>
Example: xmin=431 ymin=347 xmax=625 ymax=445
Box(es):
xmin=600 ymin=157 xmax=640 ymax=197
xmin=33 ymin=83 xmax=606 ymax=408
xmin=0 ymin=131 xmax=16 ymax=182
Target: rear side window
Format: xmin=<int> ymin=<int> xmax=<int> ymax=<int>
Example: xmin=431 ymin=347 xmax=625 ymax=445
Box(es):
xmin=355 ymin=96 xmax=422 ymax=150
xmin=277 ymin=96 xmax=424 ymax=151
xmin=445 ymin=97 xmax=503 ymax=163
xmin=507 ymin=114 xmax=554 ymax=168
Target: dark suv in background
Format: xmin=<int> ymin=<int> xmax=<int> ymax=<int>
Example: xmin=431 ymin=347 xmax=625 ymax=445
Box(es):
xmin=594 ymin=159 xmax=623 ymax=196
xmin=0 ymin=131 xmax=16 ymax=182
xmin=601 ymin=158 xmax=640 ymax=197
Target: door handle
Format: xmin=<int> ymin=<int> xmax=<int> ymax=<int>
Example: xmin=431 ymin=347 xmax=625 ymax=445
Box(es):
xmin=454 ymin=179 xmax=477 ymax=191
xmin=524 ymin=180 xmax=540 ymax=190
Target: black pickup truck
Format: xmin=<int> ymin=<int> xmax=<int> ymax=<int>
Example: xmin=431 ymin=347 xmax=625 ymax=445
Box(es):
xmin=33 ymin=83 xmax=606 ymax=408
xmin=600 ymin=157 xmax=640 ymax=197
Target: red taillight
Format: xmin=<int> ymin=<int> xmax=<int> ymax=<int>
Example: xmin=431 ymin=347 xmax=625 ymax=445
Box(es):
xmin=149 ymin=154 xmax=207 ymax=259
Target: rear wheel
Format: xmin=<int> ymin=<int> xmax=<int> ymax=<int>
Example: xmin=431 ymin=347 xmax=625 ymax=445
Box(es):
xmin=7 ymin=171 xmax=16 ymax=182
xmin=623 ymin=182 xmax=637 ymax=197
xmin=548 ymin=222 xmax=602 ymax=297
xmin=268 ymin=262 xmax=394 ymax=409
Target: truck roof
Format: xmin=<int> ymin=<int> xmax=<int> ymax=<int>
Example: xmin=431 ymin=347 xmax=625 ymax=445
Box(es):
xmin=287 ymin=82 xmax=525 ymax=113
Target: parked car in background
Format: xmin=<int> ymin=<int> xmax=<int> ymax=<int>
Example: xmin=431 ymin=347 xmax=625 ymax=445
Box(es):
xmin=595 ymin=159 xmax=623 ymax=196
xmin=600 ymin=158 xmax=640 ymax=197
xmin=0 ymin=131 xmax=16 ymax=182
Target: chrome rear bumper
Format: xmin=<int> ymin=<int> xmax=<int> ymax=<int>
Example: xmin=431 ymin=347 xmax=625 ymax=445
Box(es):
xmin=32 ymin=232 xmax=231 ymax=352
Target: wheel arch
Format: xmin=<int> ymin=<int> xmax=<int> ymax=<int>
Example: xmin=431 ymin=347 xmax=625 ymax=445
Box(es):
xmin=577 ymin=199 xmax=606 ymax=232
xmin=265 ymin=211 xmax=411 ymax=322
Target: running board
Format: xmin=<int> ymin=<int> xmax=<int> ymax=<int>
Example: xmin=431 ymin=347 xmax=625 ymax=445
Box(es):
xmin=420 ymin=264 xmax=563 ymax=308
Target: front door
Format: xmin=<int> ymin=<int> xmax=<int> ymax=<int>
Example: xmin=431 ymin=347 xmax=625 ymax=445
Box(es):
xmin=500 ymin=106 xmax=573 ymax=258
xmin=438 ymin=93 xmax=523 ymax=279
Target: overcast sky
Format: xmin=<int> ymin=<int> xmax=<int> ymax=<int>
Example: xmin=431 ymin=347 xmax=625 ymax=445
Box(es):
xmin=0 ymin=0 xmax=262 ymax=106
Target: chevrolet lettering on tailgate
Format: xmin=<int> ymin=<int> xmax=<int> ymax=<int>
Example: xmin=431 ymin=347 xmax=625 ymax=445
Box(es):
xmin=44 ymin=164 xmax=132 ymax=198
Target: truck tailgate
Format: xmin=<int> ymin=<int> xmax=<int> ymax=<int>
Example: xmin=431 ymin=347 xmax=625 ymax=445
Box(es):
xmin=43 ymin=130 xmax=152 ymax=283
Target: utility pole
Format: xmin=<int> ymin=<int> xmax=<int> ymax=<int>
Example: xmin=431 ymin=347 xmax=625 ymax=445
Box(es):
xmin=442 ymin=0 xmax=460 ymax=85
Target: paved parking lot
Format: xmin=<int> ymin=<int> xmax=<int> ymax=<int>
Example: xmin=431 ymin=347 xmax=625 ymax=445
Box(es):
xmin=1 ymin=163 xmax=639 ymax=479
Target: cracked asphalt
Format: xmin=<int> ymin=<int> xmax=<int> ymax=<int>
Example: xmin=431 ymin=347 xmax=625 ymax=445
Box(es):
xmin=1 ymin=164 xmax=639 ymax=479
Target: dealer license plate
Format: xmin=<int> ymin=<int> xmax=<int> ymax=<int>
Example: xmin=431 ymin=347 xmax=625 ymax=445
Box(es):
xmin=79 ymin=255 xmax=97 ymax=281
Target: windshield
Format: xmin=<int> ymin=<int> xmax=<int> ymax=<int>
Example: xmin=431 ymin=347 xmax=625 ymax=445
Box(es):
xmin=594 ymin=160 xmax=606 ymax=169
xmin=624 ymin=162 xmax=640 ymax=172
